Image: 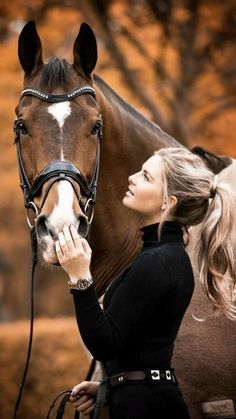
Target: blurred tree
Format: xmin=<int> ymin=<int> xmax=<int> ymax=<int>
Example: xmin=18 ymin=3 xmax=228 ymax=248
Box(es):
xmin=0 ymin=5 xmax=11 ymax=41
xmin=89 ymin=0 xmax=112 ymax=16
xmin=87 ymin=0 xmax=168 ymax=128
xmin=2 ymin=0 xmax=236 ymax=144
xmin=144 ymin=0 xmax=236 ymax=142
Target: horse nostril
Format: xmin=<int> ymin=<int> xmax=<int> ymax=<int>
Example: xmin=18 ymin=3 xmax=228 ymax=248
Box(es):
xmin=78 ymin=214 xmax=89 ymax=238
xmin=36 ymin=216 xmax=58 ymax=239
xmin=48 ymin=226 xmax=57 ymax=240
xmin=36 ymin=215 xmax=48 ymax=237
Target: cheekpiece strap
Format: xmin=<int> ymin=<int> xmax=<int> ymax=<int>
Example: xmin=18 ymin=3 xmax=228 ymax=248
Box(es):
xmin=21 ymin=85 xmax=96 ymax=103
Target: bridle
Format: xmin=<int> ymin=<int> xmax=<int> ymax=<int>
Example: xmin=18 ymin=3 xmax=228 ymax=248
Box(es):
xmin=12 ymin=84 xmax=102 ymax=419
xmin=14 ymin=84 xmax=103 ymax=228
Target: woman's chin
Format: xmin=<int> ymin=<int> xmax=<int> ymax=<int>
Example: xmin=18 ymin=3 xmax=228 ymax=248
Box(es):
xmin=122 ymin=196 xmax=135 ymax=210
xmin=122 ymin=195 xmax=132 ymax=207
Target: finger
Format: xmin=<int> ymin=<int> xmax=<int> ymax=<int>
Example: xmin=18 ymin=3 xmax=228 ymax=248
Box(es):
xmin=76 ymin=398 xmax=95 ymax=413
xmin=73 ymin=394 xmax=90 ymax=407
xmin=71 ymin=381 xmax=90 ymax=397
xmin=81 ymin=238 xmax=92 ymax=256
xmin=69 ymin=395 xmax=79 ymax=402
xmin=55 ymin=240 xmax=63 ymax=259
xmin=63 ymin=225 xmax=75 ymax=252
xmin=58 ymin=231 xmax=69 ymax=253
xmin=69 ymin=224 xmax=83 ymax=249
xmin=83 ymin=402 xmax=96 ymax=415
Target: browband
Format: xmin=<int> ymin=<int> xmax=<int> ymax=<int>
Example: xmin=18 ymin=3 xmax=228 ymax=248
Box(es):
xmin=21 ymin=85 xmax=96 ymax=103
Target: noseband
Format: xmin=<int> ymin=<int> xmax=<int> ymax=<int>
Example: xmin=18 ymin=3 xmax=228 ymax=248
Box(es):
xmin=14 ymin=85 xmax=102 ymax=228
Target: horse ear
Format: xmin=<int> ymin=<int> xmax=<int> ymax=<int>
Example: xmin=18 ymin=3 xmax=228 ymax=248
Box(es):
xmin=73 ymin=23 xmax=97 ymax=77
xmin=18 ymin=21 xmax=43 ymax=75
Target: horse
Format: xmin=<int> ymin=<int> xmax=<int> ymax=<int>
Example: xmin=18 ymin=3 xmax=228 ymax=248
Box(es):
xmin=15 ymin=21 xmax=236 ymax=419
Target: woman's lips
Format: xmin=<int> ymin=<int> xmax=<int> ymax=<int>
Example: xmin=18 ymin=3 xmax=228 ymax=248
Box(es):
xmin=125 ymin=188 xmax=134 ymax=197
xmin=125 ymin=190 xmax=133 ymax=197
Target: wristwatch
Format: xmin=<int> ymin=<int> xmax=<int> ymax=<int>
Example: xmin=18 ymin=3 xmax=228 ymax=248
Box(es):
xmin=68 ymin=276 xmax=94 ymax=291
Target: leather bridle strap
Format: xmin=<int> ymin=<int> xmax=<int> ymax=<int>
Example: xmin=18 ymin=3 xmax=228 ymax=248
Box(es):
xmin=14 ymin=125 xmax=31 ymax=208
xmin=21 ymin=85 xmax=96 ymax=103
xmin=14 ymin=84 xmax=102 ymax=218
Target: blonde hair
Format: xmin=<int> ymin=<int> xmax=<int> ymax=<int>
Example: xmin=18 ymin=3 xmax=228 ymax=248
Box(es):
xmin=155 ymin=147 xmax=236 ymax=320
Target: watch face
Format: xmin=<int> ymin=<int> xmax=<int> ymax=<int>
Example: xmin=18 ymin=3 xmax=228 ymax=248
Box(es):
xmin=77 ymin=278 xmax=89 ymax=290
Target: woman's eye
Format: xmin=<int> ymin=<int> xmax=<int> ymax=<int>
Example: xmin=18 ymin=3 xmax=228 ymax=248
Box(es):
xmin=144 ymin=173 xmax=149 ymax=181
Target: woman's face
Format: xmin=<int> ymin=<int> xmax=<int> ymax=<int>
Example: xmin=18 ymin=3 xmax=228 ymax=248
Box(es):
xmin=123 ymin=155 xmax=165 ymax=224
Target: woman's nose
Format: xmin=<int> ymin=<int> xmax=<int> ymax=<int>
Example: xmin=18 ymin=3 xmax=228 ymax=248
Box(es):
xmin=128 ymin=174 xmax=136 ymax=184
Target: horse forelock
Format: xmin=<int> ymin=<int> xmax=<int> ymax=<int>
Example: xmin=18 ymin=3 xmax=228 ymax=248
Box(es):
xmin=39 ymin=58 xmax=71 ymax=91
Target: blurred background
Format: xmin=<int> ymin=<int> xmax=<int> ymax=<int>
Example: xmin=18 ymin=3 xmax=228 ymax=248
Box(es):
xmin=0 ymin=0 xmax=236 ymax=418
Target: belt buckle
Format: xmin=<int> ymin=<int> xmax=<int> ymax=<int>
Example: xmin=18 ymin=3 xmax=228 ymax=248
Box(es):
xmin=166 ymin=370 xmax=172 ymax=381
xmin=150 ymin=369 xmax=160 ymax=381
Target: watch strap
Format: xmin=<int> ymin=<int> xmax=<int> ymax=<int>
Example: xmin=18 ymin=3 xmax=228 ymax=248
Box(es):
xmin=68 ymin=276 xmax=94 ymax=291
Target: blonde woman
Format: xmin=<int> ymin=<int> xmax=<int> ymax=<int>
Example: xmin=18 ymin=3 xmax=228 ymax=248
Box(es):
xmin=55 ymin=147 xmax=236 ymax=419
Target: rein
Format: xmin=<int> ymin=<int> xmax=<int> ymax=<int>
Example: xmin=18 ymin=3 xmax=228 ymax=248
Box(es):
xmin=13 ymin=84 xmax=102 ymax=419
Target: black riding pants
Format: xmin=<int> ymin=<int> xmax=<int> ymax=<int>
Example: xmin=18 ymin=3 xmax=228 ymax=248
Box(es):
xmin=109 ymin=382 xmax=190 ymax=419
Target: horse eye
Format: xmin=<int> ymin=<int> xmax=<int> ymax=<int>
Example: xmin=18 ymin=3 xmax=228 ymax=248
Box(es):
xmin=17 ymin=120 xmax=28 ymax=135
xmin=91 ymin=121 xmax=101 ymax=135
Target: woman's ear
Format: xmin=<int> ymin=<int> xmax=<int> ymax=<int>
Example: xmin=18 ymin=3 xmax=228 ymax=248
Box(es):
xmin=162 ymin=196 xmax=177 ymax=211
xmin=169 ymin=195 xmax=178 ymax=209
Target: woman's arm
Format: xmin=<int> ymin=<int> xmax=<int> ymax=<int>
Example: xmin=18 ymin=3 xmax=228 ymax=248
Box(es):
xmin=56 ymin=225 xmax=170 ymax=361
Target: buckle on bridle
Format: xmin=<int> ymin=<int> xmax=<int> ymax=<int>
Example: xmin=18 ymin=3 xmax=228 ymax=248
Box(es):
xmin=84 ymin=197 xmax=95 ymax=224
xmin=26 ymin=201 xmax=39 ymax=229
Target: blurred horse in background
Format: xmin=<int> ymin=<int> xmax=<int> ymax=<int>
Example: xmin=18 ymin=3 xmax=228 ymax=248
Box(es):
xmin=15 ymin=21 xmax=235 ymax=419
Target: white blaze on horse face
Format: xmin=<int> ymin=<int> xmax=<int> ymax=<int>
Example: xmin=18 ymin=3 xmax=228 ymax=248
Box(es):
xmin=48 ymin=102 xmax=71 ymax=160
xmin=48 ymin=181 xmax=77 ymax=234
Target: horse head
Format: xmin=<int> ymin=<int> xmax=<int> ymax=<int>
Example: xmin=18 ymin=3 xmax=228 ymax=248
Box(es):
xmin=15 ymin=21 xmax=102 ymax=265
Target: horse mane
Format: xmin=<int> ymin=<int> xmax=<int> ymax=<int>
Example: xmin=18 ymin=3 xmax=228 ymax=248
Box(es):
xmin=93 ymin=74 xmax=179 ymax=146
xmin=39 ymin=57 xmax=70 ymax=90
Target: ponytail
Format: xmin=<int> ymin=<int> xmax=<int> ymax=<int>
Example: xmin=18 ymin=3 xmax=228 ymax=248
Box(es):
xmin=155 ymin=147 xmax=236 ymax=320
xmin=198 ymin=182 xmax=236 ymax=320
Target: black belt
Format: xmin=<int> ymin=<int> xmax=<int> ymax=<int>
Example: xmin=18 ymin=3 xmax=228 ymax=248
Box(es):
xmin=93 ymin=369 xmax=177 ymax=419
xmin=109 ymin=369 xmax=177 ymax=386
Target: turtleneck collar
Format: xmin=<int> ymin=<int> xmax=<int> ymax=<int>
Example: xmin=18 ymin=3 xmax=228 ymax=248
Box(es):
xmin=140 ymin=221 xmax=184 ymax=248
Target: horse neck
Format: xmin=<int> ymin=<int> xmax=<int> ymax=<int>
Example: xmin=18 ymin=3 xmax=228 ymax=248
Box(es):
xmin=94 ymin=74 xmax=181 ymax=163
xmin=90 ymin=76 xmax=182 ymax=294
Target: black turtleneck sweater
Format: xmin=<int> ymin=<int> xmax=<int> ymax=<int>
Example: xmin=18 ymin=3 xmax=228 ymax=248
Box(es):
xmin=71 ymin=222 xmax=194 ymax=375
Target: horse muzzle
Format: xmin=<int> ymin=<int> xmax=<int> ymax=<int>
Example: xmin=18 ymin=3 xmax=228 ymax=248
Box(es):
xmin=35 ymin=212 xmax=89 ymax=265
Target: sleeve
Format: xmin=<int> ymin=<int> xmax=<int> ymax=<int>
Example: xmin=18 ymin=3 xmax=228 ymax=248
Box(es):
xmin=71 ymin=252 xmax=171 ymax=361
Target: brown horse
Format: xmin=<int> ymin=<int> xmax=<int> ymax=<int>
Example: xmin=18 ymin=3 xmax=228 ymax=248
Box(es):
xmin=16 ymin=21 xmax=235 ymax=419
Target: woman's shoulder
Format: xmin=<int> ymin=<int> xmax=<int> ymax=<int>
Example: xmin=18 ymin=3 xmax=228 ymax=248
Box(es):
xmin=134 ymin=241 xmax=192 ymax=279
xmin=128 ymin=246 xmax=172 ymax=279
xmin=142 ymin=240 xmax=189 ymax=262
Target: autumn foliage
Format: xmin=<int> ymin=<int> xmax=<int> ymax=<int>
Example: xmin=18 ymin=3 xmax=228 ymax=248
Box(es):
xmin=0 ymin=1 xmax=236 ymax=418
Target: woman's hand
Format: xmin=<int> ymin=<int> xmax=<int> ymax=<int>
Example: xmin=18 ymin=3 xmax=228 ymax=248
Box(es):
xmin=69 ymin=381 xmax=100 ymax=415
xmin=55 ymin=225 xmax=92 ymax=281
